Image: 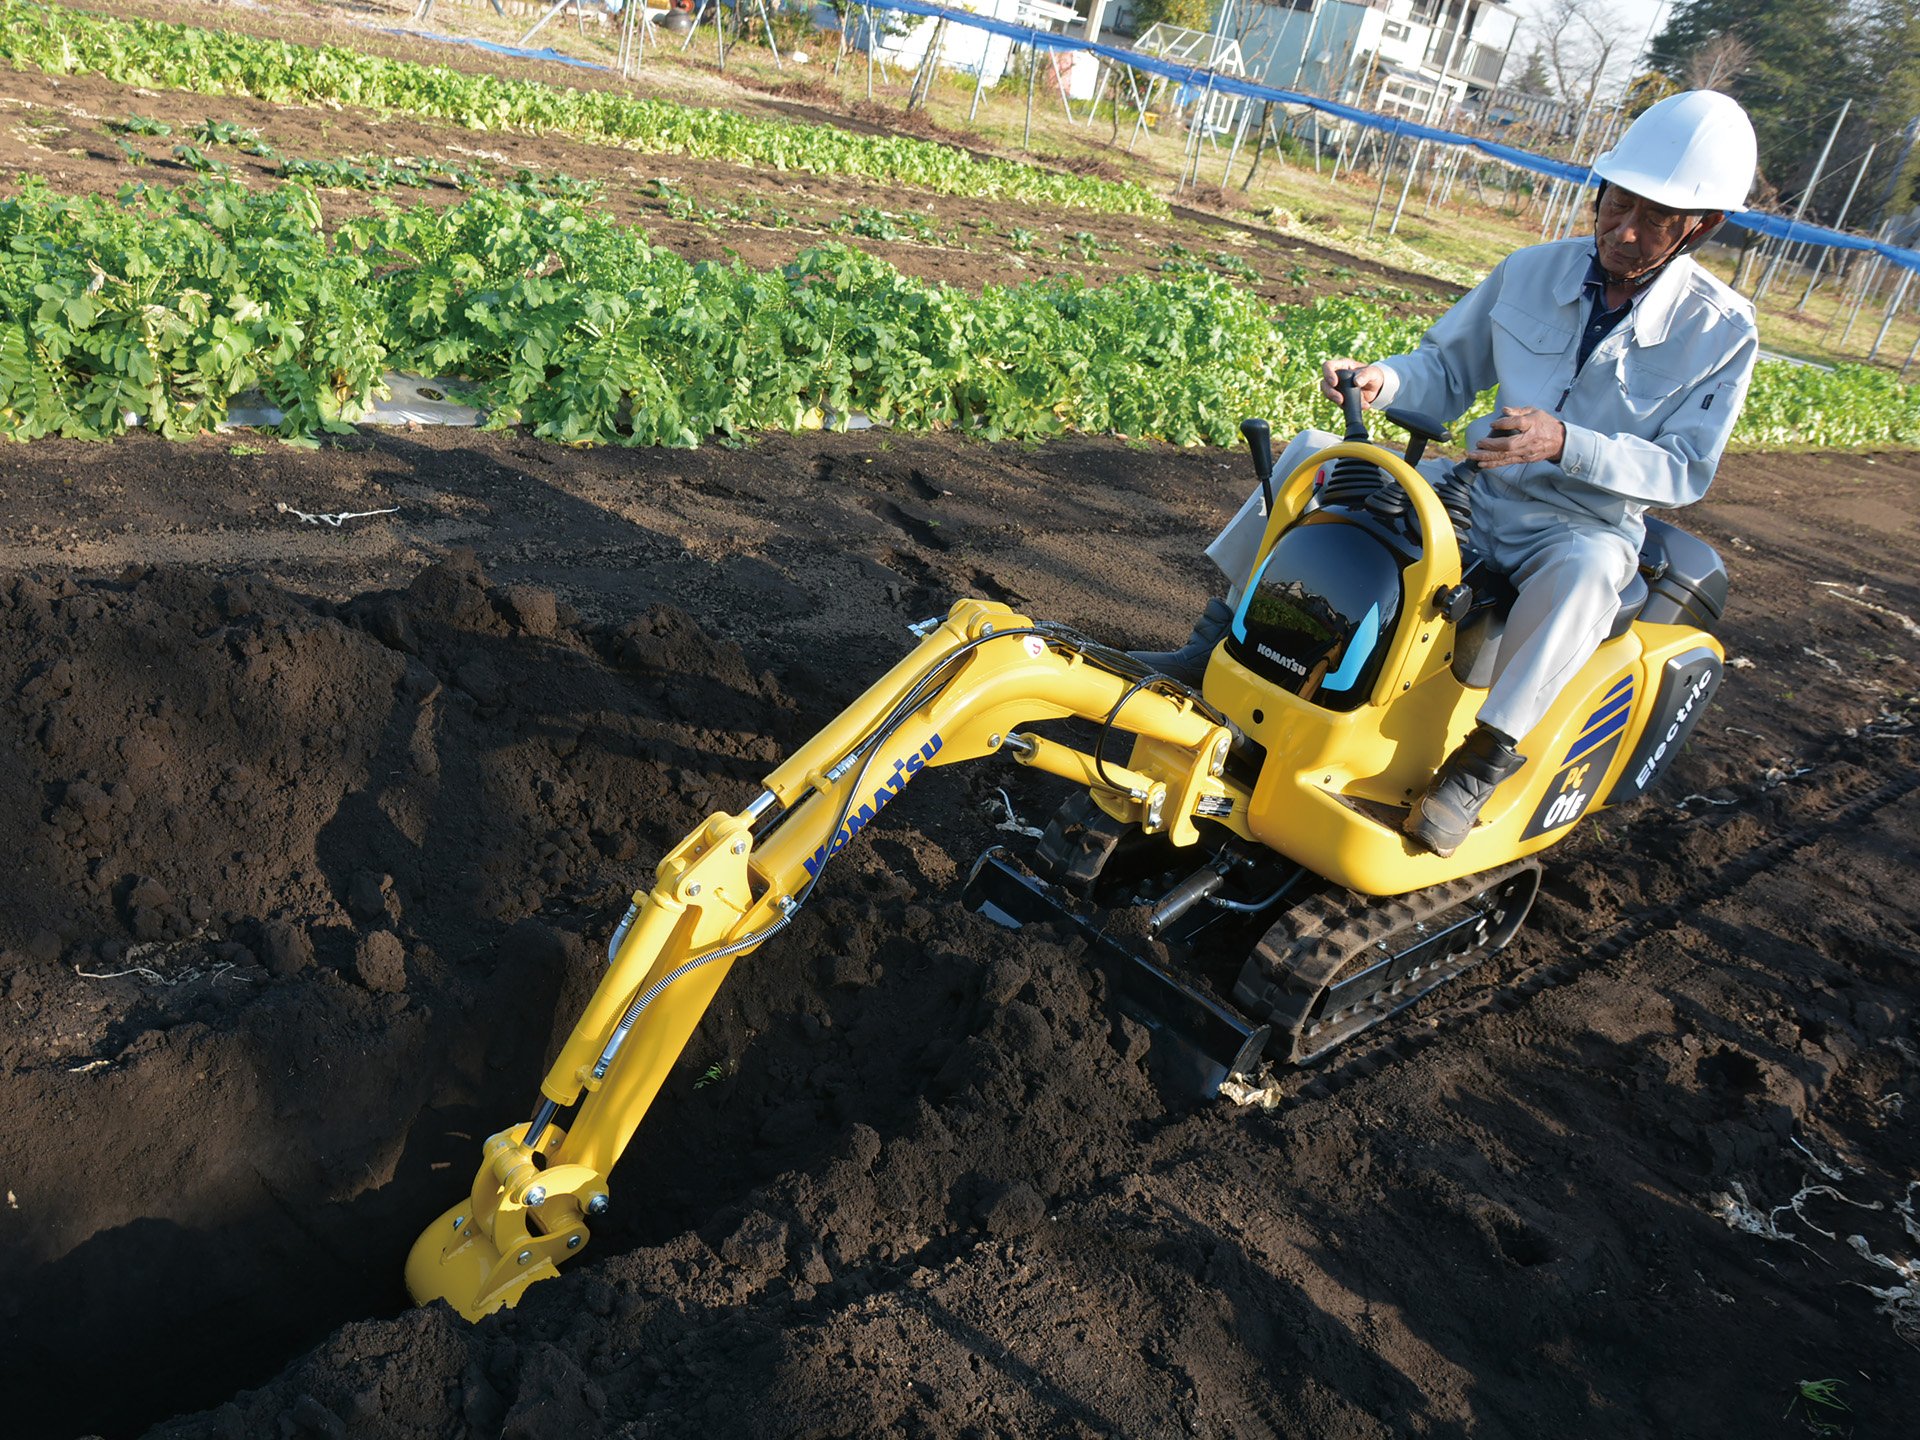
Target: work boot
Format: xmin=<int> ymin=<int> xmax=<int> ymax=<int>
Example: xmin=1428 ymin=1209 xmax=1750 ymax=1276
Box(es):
xmin=1404 ymin=723 xmax=1526 ymax=858
xmin=1130 ymin=597 xmax=1234 ymax=688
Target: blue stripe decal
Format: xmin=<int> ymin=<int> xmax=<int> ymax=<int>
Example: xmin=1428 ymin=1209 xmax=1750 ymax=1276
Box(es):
xmin=1576 ymin=692 xmax=1635 ymax=740
xmin=1565 ymin=705 xmax=1630 ymax=762
xmin=1561 ymin=675 xmax=1635 ymax=761
xmin=1323 ymin=604 xmax=1381 ymax=691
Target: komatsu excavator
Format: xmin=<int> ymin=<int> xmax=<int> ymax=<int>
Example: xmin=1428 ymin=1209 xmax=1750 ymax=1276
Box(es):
xmin=407 ymin=378 xmax=1730 ymax=1320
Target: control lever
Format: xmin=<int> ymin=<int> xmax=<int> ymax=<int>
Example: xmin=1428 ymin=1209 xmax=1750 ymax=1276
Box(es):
xmin=1334 ymin=369 xmax=1368 ymax=443
xmin=1240 ymin=418 xmax=1274 ymax=515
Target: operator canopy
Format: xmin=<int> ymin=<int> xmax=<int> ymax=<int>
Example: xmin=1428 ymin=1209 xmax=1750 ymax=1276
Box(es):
xmin=1592 ymin=89 xmax=1757 ymax=214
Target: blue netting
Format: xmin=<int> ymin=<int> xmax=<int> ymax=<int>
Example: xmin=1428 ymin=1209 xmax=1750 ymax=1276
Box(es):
xmin=851 ymin=0 xmax=1920 ymax=276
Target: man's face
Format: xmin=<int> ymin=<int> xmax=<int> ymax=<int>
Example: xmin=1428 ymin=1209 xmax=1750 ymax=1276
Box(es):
xmin=1594 ymin=185 xmax=1720 ymax=282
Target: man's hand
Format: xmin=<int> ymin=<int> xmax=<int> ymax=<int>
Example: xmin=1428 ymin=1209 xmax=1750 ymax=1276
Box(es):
xmin=1319 ymin=358 xmax=1388 ymax=408
xmin=1469 ymin=406 xmax=1566 ymax=469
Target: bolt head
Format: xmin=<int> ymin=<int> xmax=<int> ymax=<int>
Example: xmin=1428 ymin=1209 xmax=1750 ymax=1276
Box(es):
xmin=524 ymin=1185 xmax=547 ymax=1208
xmin=586 ymin=1193 xmax=610 ymax=1216
xmin=452 ymin=1215 xmax=465 ymax=1230
xmin=567 ymin=1235 xmax=583 ymax=1250
xmin=731 ymin=837 xmax=748 ymax=854
xmin=517 ymin=1249 xmax=533 ymax=1266
xmin=686 ymin=881 xmax=702 ymax=896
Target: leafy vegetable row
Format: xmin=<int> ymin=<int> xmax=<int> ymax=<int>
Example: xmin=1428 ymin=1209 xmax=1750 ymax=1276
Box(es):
xmin=1 ymin=181 xmax=1912 ymax=452
xmin=1 ymin=0 xmax=1166 ymax=217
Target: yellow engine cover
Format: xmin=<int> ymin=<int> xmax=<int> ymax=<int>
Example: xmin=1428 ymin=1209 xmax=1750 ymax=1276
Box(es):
xmin=1171 ymin=442 xmax=1724 ymax=898
xmin=1203 ymin=620 xmax=1720 ymax=896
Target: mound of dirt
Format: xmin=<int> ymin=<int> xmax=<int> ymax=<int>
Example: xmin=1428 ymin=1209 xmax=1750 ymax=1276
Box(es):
xmin=0 ymin=434 xmax=1916 ymax=1440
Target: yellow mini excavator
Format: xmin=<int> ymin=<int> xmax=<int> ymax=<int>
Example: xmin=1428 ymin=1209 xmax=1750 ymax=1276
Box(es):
xmin=407 ymin=379 xmax=1729 ymax=1319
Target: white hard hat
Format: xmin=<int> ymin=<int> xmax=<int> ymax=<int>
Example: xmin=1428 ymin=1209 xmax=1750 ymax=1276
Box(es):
xmin=1593 ymin=90 xmax=1758 ymax=213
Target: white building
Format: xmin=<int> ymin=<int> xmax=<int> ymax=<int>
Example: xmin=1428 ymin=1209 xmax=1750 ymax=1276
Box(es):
xmin=843 ymin=0 xmax=1100 ymax=93
xmin=1219 ymin=0 xmax=1520 ymax=124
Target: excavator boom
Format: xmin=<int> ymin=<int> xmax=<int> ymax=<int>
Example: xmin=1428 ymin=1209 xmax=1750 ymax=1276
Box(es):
xmin=407 ymin=599 xmax=1245 ymax=1320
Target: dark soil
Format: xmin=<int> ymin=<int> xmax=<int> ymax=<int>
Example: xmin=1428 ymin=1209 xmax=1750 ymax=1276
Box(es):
xmin=0 ymin=427 xmax=1915 ymax=1440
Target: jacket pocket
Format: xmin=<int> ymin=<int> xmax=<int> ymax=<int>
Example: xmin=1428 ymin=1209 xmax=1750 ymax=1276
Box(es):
xmin=1489 ymin=299 xmax=1573 ymax=354
xmin=1610 ymin=349 xmax=1691 ymax=423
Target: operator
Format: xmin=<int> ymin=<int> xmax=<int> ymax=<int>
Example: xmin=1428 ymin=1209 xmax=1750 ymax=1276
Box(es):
xmin=1138 ymin=89 xmax=1760 ymax=858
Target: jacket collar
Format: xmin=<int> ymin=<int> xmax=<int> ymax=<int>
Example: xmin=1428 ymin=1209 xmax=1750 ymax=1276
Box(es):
xmin=1552 ymin=240 xmax=1691 ymax=348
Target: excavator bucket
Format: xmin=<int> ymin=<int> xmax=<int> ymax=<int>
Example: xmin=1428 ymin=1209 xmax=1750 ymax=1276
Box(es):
xmin=964 ymin=850 xmax=1269 ymax=1099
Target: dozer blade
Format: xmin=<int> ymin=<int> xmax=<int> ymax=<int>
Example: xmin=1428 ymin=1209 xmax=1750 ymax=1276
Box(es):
xmin=964 ymin=850 xmax=1270 ymax=1099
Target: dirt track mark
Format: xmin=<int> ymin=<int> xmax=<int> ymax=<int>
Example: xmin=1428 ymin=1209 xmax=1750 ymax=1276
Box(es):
xmin=868 ymin=496 xmax=951 ymax=552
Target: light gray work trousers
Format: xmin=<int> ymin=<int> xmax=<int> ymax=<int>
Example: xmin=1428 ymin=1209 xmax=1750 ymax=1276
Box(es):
xmin=1205 ymin=429 xmax=1638 ymax=744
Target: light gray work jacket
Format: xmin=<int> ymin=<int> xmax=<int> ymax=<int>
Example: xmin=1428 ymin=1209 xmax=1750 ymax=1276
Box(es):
xmin=1372 ymin=236 xmax=1759 ymax=549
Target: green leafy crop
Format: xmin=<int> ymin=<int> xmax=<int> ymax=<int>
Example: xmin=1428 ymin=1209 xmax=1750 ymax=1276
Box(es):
xmin=1 ymin=0 xmax=1166 ymax=217
xmin=0 ymin=178 xmax=1910 ymax=454
xmin=0 ymin=180 xmax=386 ymax=438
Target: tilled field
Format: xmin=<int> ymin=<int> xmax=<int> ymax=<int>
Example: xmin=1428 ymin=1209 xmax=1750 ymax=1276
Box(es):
xmin=0 ymin=429 xmax=1915 ymax=1438
xmin=2 ymin=3 xmax=1918 ymax=1434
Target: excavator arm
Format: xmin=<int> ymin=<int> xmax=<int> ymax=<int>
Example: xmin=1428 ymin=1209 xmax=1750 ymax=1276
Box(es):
xmin=407 ymin=598 xmax=1248 ymax=1320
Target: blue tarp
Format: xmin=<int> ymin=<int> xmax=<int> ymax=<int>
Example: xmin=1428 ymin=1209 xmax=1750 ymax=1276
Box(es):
xmin=381 ymin=26 xmax=617 ymax=70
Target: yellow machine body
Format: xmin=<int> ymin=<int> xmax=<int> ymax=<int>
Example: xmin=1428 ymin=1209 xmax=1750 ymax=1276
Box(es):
xmin=1188 ymin=444 xmax=1723 ymax=894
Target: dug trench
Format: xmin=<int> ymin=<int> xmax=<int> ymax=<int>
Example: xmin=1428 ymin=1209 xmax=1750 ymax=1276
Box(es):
xmin=0 ymin=429 xmax=1916 ymax=1438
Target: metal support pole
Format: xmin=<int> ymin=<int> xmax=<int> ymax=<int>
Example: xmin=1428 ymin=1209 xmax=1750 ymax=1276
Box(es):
xmin=1423 ymin=144 xmax=1454 ymax=218
xmin=616 ymin=1 xmax=647 ymax=77
xmin=907 ymin=18 xmax=943 ymax=110
xmin=1757 ymin=99 xmax=1852 ymax=303
xmin=1023 ymin=43 xmax=1038 ymax=150
xmin=1559 ymin=110 xmax=1619 ymax=242
xmin=1867 ymin=267 xmax=1913 ymax=362
xmin=518 ymin=0 xmax=575 ymax=47
xmin=1538 ymin=178 xmax=1565 ymax=239
xmin=1368 ymin=132 xmax=1402 ymax=236
xmin=1796 ymin=143 xmax=1876 ymax=312
xmin=968 ymin=48 xmax=992 ymax=123
xmin=1902 ymin=323 xmax=1920 ymax=381
xmin=754 ymin=0 xmax=784 ymax=68
xmin=1128 ymin=74 xmax=1160 ymax=153
xmin=1223 ymin=95 xmax=1255 ymax=185
xmin=1733 ymin=237 xmax=1767 ymax=292
xmin=1179 ymin=74 xmax=1217 ymax=192
xmin=1388 ymin=139 xmax=1427 ymax=235
xmin=865 ymin=4 xmax=874 ymax=101
xmin=1838 ymin=254 xmax=1885 ymax=351
xmin=1289 ymin=0 xmax=1326 ymax=90
xmin=1087 ymin=57 xmax=1114 ymax=123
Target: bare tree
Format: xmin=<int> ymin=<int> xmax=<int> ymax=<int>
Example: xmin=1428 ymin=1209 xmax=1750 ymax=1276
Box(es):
xmin=1530 ymin=0 xmax=1624 ymax=103
xmin=1683 ymin=32 xmax=1755 ymax=92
